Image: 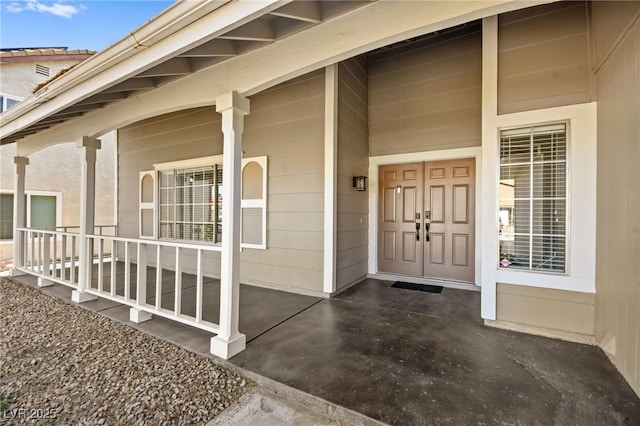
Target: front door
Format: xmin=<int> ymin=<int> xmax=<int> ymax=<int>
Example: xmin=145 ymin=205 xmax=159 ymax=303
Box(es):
xmin=378 ymin=158 xmax=475 ymax=282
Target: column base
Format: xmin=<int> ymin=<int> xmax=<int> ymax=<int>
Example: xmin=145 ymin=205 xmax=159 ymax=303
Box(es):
xmin=210 ymin=333 xmax=246 ymax=359
xmin=37 ymin=277 xmax=54 ymax=287
xmin=130 ymin=308 xmax=152 ymax=323
xmin=71 ymin=290 xmax=97 ymax=303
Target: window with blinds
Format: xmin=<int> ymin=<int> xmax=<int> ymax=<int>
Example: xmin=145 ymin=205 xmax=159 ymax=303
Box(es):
xmin=499 ymin=123 xmax=567 ymax=273
xmin=159 ymin=165 xmax=223 ymax=243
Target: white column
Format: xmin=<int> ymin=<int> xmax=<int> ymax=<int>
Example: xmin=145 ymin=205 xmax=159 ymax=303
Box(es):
xmin=11 ymin=156 xmax=29 ymax=277
xmin=481 ymin=16 xmax=499 ymax=320
xmin=72 ymin=136 xmax=100 ymax=303
xmin=210 ymin=92 xmax=249 ymax=359
xmin=323 ymin=64 xmax=338 ymax=294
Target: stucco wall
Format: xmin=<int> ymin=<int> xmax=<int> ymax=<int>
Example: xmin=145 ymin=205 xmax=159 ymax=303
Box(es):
xmin=1 ymin=59 xmax=85 ymax=99
xmin=0 ymin=134 xmax=115 ymax=261
xmin=592 ymin=1 xmax=640 ymax=397
xmin=117 ymin=70 xmax=326 ymax=295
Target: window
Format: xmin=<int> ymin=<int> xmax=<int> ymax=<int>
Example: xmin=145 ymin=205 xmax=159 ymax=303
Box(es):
xmin=0 ymin=192 xmax=60 ymax=240
xmin=144 ymin=156 xmax=267 ymax=248
xmin=499 ymin=123 xmax=567 ymax=273
xmin=0 ymin=194 xmax=13 ymax=240
xmin=159 ymin=165 xmax=222 ymax=243
xmin=0 ymin=94 xmax=22 ymax=113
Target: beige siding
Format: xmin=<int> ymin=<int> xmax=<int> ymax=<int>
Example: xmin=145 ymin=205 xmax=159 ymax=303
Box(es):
xmin=498 ymin=2 xmax=592 ymax=114
xmin=593 ymin=3 xmax=640 ymax=397
xmin=492 ymin=283 xmax=595 ymax=342
xmin=117 ymin=70 xmax=326 ymax=295
xmin=369 ymin=27 xmax=482 ymax=156
xmin=336 ymin=57 xmax=369 ymax=290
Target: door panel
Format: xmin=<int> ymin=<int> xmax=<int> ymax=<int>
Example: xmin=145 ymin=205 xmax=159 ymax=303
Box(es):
xmin=424 ymin=159 xmax=475 ymax=282
xmin=378 ymin=163 xmax=423 ymax=276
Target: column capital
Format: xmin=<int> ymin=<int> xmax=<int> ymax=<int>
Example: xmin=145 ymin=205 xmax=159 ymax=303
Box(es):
xmin=76 ymin=136 xmax=101 ymax=150
xmin=216 ymin=91 xmax=250 ymax=115
xmin=13 ymin=156 xmax=29 ymax=166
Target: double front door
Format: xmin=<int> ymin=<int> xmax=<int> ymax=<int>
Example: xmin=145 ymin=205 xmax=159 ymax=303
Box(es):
xmin=378 ymin=158 xmax=475 ymax=282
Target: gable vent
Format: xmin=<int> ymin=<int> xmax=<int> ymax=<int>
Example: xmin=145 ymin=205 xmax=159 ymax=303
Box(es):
xmin=35 ymin=64 xmax=49 ymax=76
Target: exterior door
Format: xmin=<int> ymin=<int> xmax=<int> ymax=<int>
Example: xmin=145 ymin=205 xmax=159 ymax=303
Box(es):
xmin=424 ymin=159 xmax=475 ymax=282
xmin=378 ymin=163 xmax=423 ymax=276
xmin=378 ymin=158 xmax=475 ymax=282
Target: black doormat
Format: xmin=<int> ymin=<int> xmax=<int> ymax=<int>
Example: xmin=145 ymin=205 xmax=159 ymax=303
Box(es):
xmin=391 ymin=281 xmax=443 ymax=293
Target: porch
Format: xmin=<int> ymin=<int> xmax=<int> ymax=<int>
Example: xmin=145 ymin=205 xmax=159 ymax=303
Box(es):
xmin=10 ymin=269 xmax=640 ymax=424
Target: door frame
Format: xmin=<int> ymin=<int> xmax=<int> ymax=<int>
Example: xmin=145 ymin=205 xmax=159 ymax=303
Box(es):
xmin=368 ymin=146 xmax=482 ymax=287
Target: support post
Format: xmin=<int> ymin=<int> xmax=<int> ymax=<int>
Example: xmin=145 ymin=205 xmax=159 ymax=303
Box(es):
xmin=72 ymin=136 xmax=100 ymax=303
xmin=11 ymin=156 xmax=29 ymax=276
xmin=480 ymin=16 xmax=498 ymax=320
xmin=210 ymin=92 xmax=249 ymax=359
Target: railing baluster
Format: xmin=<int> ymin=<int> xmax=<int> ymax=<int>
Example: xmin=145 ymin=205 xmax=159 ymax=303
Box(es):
xmin=61 ymin=235 xmax=67 ymax=281
xmin=42 ymin=233 xmax=51 ymax=278
xmin=70 ymin=236 xmax=76 ymax=285
xmin=174 ymin=246 xmax=182 ymax=316
xmin=124 ymin=242 xmax=131 ymax=300
xmin=137 ymin=242 xmax=147 ymax=308
xmin=155 ymin=245 xmax=162 ymax=310
xmin=196 ymin=249 xmax=203 ymax=323
xmin=98 ymin=237 xmax=104 ymax=292
xmin=53 ymin=233 xmax=58 ymax=278
xmin=30 ymin=231 xmax=35 ymax=272
xmin=110 ymin=239 xmax=116 ymax=297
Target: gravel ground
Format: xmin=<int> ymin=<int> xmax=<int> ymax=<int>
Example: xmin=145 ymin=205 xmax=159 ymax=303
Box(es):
xmin=0 ymin=278 xmax=251 ymax=425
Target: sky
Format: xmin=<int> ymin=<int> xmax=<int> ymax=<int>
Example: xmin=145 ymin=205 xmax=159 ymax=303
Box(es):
xmin=0 ymin=0 xmax=175 ymax=52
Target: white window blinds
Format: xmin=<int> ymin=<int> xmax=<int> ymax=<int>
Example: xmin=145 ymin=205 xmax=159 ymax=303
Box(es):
xmin=499 ymin=123 xmax=567 ymax=273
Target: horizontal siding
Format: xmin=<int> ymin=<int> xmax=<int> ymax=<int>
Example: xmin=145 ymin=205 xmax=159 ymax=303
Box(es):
xmin=593 ymin=5 xmax=640 ymax=397
xmin=496 ymin=283 xmax=595 ymax=338
xmin=498 ymin=1 xmax=592 ymax=114
xmin=117 ymin=70 xmax=326 ymax=294
xmin=369 ymin=29 xmax=482 ymax=157
xmin=336 ymin=57 xmax=369 ymax=290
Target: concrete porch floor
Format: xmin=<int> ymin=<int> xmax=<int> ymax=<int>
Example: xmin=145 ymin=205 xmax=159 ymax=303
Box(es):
xmin=11 ymin=272 xmax=640 ymax=425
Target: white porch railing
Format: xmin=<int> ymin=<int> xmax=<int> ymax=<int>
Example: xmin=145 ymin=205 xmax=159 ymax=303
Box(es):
xmin=14 ymin=228 xmax=221 ymax=335
xmin=85 ymin=235 xmax=221 ymax=334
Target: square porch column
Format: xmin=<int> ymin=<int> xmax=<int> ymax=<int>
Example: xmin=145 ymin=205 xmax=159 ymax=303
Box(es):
xmin=11 ymin=156 xmax=29 ymax=276
xmin=210 ymin=92 xmax=249 ymax=359
xmin=72 ymin=136 xmax=101 ymax=303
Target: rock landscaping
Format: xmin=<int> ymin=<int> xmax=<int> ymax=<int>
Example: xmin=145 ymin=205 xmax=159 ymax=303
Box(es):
xmin=0 ymin=278 xmax=250 ymax=425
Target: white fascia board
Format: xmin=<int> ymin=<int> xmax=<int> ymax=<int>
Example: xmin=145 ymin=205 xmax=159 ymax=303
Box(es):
xmin=15 ymin=0 xmax=547 ymax=155
xmin=1 ymin=0 xmax=284 ymax=144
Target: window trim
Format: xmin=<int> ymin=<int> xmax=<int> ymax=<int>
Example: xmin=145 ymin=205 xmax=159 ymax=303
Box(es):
xmin=498 ymin=121 xmax=570 ymax=275
xmin=149 ymin=155 xmax=267 ymax=249
xmin=0 ymin=92 xmax=23 ymax=113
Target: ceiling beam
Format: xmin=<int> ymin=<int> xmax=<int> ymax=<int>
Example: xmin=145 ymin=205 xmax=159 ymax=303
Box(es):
xmin=218 ymin=18 xmax=275 ymax=41
xmin=269 ymin=2 xmax=321 ymax=24
xmin=136 ymin=57 xmax=192 ymax=78
xmin=75 ymin=92 xmax=127 ymax=106
xmin=179 ymin=39 xmax=238 ymax=57
xmin=102 ymin=78 xmax=157 ymax=93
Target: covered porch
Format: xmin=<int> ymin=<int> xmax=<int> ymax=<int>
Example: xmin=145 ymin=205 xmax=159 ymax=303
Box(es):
xmin=9 ymin=272 xmax=640 ymax=424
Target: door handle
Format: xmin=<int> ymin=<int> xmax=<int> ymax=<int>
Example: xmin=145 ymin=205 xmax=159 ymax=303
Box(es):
xmin=416 ymin=222 xmax=420 ymax=241
xmin=425 ymin=223 xmax=430 ymax=242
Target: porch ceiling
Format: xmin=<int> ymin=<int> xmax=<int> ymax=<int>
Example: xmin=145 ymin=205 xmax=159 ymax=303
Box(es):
xmin=0 ymin=0 xmax=369 ymax=146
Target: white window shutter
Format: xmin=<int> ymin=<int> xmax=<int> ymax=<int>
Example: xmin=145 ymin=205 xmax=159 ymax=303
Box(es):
xmin=139 ymin=170 xmax=156 ymax=239
xmin=241 ymin=156 xmax=267 ymax=249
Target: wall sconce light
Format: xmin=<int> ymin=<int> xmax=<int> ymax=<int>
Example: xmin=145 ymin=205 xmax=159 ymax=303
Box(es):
xmin=353 ymin=176 xmax=367 ymax=192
